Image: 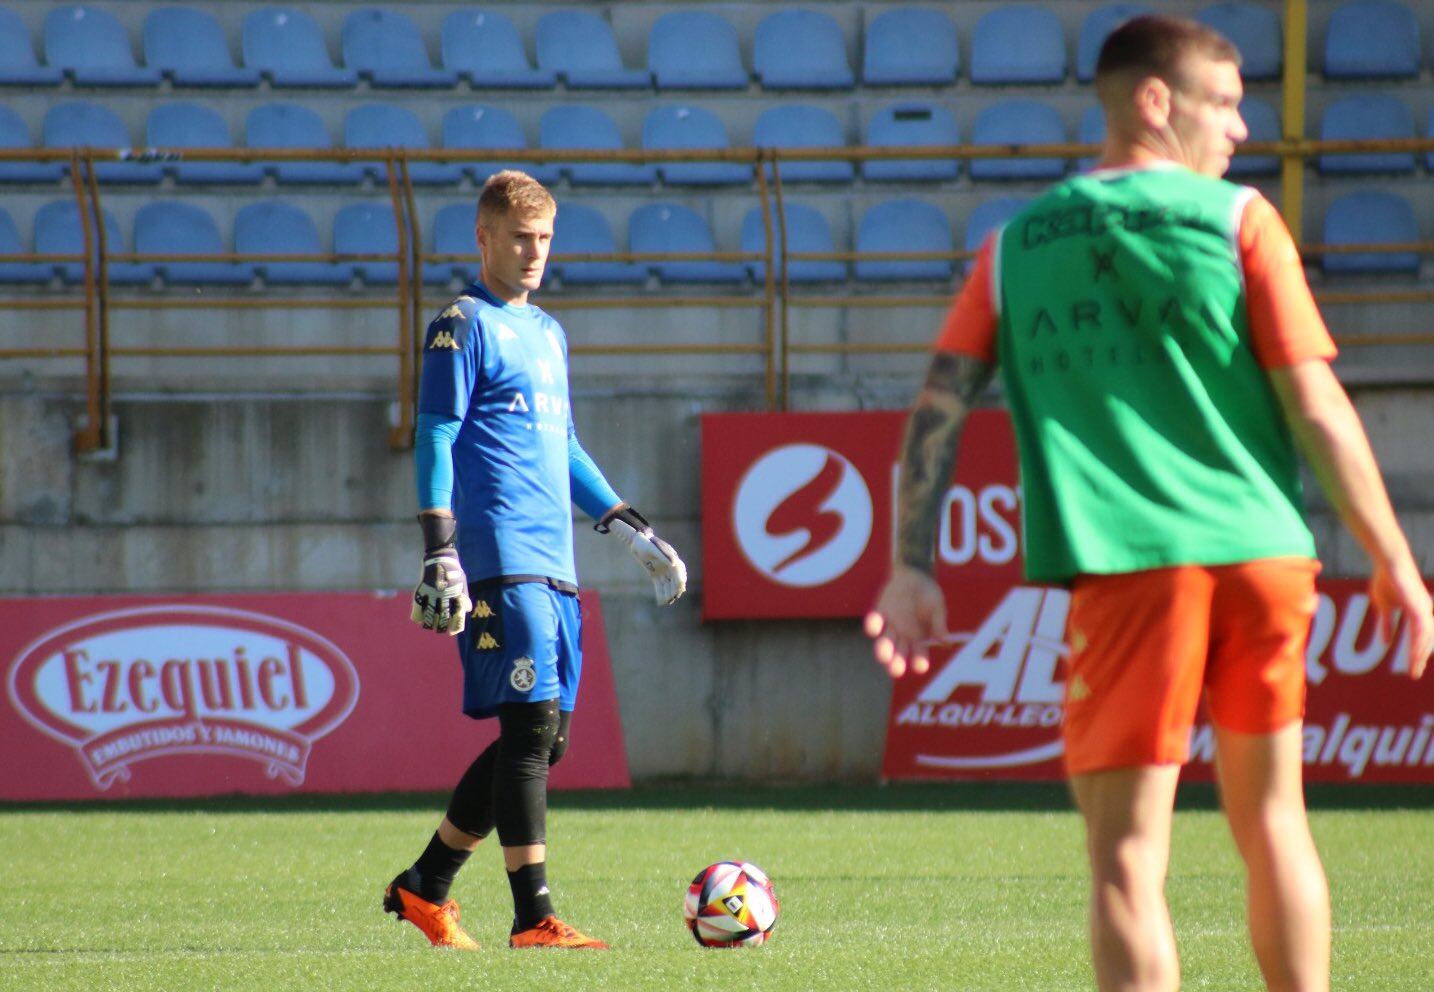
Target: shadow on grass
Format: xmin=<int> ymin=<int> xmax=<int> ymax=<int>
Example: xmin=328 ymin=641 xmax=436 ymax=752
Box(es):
xmin=3 ymin=780 xmax=1430 ymax=816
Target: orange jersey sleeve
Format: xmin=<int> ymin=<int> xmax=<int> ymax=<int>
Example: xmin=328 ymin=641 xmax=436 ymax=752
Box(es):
xmin=1239 ymin=194 xmax=1338 ymax=368
xmin=933 ymin=235 xmax=999 ymax=362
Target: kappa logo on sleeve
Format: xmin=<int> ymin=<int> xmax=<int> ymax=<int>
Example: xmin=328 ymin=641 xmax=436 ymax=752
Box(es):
xmin=428 ymin=330 xmax=459 ymax=351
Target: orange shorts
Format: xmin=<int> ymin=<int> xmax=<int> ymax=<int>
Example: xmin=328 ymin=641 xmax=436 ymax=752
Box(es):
xmin=1061 ymin=557 xmax=1320 ymax=776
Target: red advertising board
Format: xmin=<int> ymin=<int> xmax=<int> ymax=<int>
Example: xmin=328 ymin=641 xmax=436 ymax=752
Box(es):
xmin=1 ymin=591 xmax=630 ymax=801
xmin=701 ymin=409 xmax=1432 ymax=784
xmin=881 ymin=578 xmax=1434 ymax=784
xmin=701 ymin=410 xmax=1021 ymax=619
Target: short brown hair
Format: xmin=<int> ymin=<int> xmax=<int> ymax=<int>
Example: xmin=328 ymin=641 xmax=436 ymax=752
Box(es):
xmin=477 ymin=170 xmax=556 ymax=229
xmin=1095 ymin=14 xmax=1241 ymax=91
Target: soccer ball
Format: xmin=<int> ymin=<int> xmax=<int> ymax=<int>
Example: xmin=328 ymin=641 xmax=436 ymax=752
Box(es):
xmin=683 ymin=861 xmax=779 ymax=947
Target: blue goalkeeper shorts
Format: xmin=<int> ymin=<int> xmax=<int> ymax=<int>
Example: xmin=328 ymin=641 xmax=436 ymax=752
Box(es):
xmin=456 ymin=581 xmax=582 ymax=719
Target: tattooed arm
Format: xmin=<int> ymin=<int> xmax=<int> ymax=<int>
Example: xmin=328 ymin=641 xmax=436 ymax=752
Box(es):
xmin=895 ymin=352 xmax=996 ymax=571
xmin=866 ymin=351 xmax=995 ymax=677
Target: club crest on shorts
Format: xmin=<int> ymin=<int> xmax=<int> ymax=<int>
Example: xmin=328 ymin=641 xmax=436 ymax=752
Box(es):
xmin=510 ymin=656 xmax=537 ymax=691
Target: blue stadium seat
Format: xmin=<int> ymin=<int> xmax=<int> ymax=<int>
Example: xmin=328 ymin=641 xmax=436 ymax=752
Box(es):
xmin=426 ymin=203 xmax=476 ymax=285
xmin=342 ymin=9 xmax=457 ymax=88
xmin=535 ymin=10 xmax=649 ymax=89
xmin=550 ymin=203 xmax=646 ymax=285
xmin=1226 ymin=97 xmax=1279 ymax=177
xmin=143 ymin=7 xmax=261 ymax=87
xmin=1323 ymin=0 xmax=1420 ymax=79
xmin=242 ymin=7 xmax=358 ymax=88
xmin=643 ymin=105 xmax=752 ymax=186
xmin=35 ymin=201 xmax=153 ymax=284
xmin=971 ymin=6 xmax=1066 ymax=84
xmin=0 ymin=106 xmax=63 ymax=183
xmin=969 ymin=100 xmax=1067 ymax=181
xmin=963 ymin=197 xmax=1030 ymax=270
xmin=44 ymin=5 xmax=162 ymax=86
xmin=236 ymin=201 xmax=350 ymax=286
xmin=0 ymin=208 xmax=53 ymax=284
xmin=1318 ymin=94 xmax=1416 ymax=175
xmin=856 ymin=200 xmax=952 ymax=281
xmin=630 ymin=203 xmax=744 ymax=284
xmin=1322 ymin=190 xmax=1419 ymax=274
xmin=753 ymin=104 xmax=852 ymax=183
xmin=442 ymin=9 xmax=556 ymax=89
xmin=147 ymin=103 xmax=264 ymax=185
xmin=0 ymin=8 xmax=63 ymax=85
xmin=753 ymin=9 xmax=853 ymax=90
xmin=345 ymin=104 xmax=462 ymax=186
xmin=1195 ymin=2 xmax=1282 ymax=81
xmin=246 ymin=103 xmax=362 ymax=186
xmin=1077 ymin=105 xmax=1105 ymax=171
xmin=540 ymin=105 xmax=655 ymax=186
xmin=43 ymin=102 xmax=163 ymax=184
xmin=863 ymin=7 xmax=959 ymax=86
xmin=862 ymin=103 xmax=959 ymax=182
xmin=442 ymin=105 xmax=558 ymax=186
xmin=334 ymin=202 xmax=400 ymax=285
xmin=740 ymin=203 xmax=846 ymax=283
xmin=649 ymin=11 xmax=747 ymax=90
xmin=1077 ymin=4 xmax=1152 ymax=83
xmin=135 ymin=201 xmax=252 ymax=286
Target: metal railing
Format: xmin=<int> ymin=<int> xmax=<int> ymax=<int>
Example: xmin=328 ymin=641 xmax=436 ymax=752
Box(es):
xmin=0 ymin=137 xmax=1432 ymax=451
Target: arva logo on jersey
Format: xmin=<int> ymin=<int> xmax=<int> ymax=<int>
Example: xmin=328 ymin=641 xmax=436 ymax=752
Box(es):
xmin=6 ymin=605 xmax=360 ymax=790
xmin=733 ymin=444 xmax=873 ymax=587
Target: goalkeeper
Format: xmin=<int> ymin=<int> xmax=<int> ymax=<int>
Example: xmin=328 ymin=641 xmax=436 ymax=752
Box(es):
xmin=385 ymin=171 xmax=685 ymax=951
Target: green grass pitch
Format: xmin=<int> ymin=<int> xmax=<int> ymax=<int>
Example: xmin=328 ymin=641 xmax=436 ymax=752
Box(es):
xmin=2 ymin=783 xmax=1430 ymax=991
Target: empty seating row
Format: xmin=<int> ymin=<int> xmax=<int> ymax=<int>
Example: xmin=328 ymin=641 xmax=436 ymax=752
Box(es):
xmin=5 ymin=95 xmax=1327 ymax=189
xmin=1 ymin=190 xmax=1420 ymax=289
xmin=0 ymin=199 xmax=398 ymax=286
xmin=0 ymin=2 xmax=1422 ymax=92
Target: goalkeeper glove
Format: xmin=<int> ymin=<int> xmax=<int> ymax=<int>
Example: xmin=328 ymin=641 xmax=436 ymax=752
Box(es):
xmin=410 ymin=512 xmax=471 ymax=635
xmin=597 ymin=505 xmax=687 ymax=606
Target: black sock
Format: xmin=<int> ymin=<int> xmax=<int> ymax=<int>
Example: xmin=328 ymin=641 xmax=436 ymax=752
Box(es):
xmin=507 ymin=862 xmax=554 ymax=931
xmin=411 ymin=832 xmax=472 ymax=904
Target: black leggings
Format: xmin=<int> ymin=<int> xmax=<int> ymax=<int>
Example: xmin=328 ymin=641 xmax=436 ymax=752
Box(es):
xmin=445 ymin=700 xmax=572 ymax=845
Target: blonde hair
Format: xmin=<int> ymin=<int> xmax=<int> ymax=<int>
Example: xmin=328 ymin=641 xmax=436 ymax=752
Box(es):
xmin=477 ymin=170 xmax=556 ymax=229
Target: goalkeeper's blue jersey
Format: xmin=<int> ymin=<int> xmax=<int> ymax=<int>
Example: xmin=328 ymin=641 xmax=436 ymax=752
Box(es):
xmin=417 ymin=281 xmax=578 ymax=585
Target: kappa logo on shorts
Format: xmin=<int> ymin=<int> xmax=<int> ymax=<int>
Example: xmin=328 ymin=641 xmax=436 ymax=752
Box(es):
xmin=509 ymin=656 xmax=536 ymax=692
xmin=1067 ymin=674 xmax=1092 ymax=703
xmin=477 ymin=632 xmax=499 ymax=650
xmin=471 ymin=599 xmax=494 ymax=619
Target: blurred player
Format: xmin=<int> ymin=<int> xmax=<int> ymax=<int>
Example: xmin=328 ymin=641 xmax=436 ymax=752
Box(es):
xmin=866 ymin=15 xmax=1432 ymax=992
xmin=384 ymin=171 xmax=686 ymax=950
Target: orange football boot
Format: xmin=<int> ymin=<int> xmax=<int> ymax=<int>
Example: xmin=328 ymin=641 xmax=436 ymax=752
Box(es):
xmin=383 ymin=873 xmax=479 ymax=950
xmin=508 ymin=915 xmax=609 ymax=949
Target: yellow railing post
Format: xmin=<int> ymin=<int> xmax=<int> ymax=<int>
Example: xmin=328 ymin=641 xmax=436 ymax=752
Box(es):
xmin=1280 ymin=0 xmax=1309 ymax=243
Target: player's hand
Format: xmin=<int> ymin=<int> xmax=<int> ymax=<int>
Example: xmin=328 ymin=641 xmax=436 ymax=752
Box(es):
xmin=410 ymin=513 xmax=471 ymax=635
xmin=599 ymin=506 xmax=687 ymax=606
xmin=864 ymin=565 xmax=947 ymax=679
xmin=1370 ymin=558 xmax=1434 ymax=679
